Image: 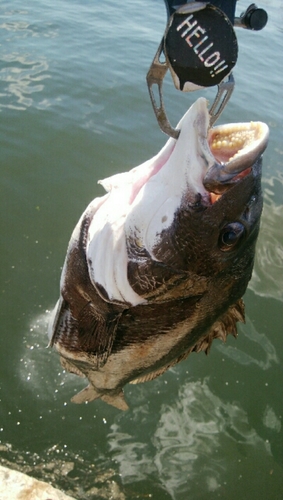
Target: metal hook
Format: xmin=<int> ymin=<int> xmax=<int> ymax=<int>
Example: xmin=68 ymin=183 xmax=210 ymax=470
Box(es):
xmin=209 ymin=73 xmax=235 ymax=126
xmin=146 ymin=40 xmax=180 ymax=140
xmin=147 ymin=41 xmax=235 ymax=139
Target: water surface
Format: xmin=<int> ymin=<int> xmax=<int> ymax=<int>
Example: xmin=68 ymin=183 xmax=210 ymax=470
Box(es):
xmin=1 ymin=1 xmax=283 ymax=498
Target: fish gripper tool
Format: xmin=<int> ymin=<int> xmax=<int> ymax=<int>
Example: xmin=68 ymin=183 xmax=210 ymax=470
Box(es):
xmin=147 ymin=1 xmax=268 ymax=139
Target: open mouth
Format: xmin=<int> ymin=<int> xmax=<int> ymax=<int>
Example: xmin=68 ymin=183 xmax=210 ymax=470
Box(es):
xmin=209 ymin=122 xmax=268 ymax=164
xmin=204 ymin=118 xmax=269 ymax=196
xmin=98 ymin=99 xmax=269 ymax=212
xmin=149 ymin=97 xmax=270 ymax=208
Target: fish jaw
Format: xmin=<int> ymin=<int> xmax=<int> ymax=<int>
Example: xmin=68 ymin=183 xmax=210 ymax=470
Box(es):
xmin=204 ymin=120 xmax=269 ymax=194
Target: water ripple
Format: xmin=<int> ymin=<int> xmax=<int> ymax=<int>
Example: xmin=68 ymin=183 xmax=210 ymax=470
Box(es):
xmin=0 ymin=10 xmax=59 ymax=39
xmin=108 ymin=379 xmax=276 ymax=499
xmin=0 ymin=53 xmax=50 ymax=110
xmin=249 ymin=182 xmax=283 ymax=302
xmin=153 ymin=381 xmax=269 ymax=498
xmin=216 ymin=315 xmax=279 ymax=370
xmin=0 ymin=20 xmax=30 ymax=32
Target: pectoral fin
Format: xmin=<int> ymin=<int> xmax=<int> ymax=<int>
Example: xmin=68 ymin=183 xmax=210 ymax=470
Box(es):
xmin=49 ymin=296 xmax=123 ymax=368
xmin=77 ymin=303 xmax=122 ymax=365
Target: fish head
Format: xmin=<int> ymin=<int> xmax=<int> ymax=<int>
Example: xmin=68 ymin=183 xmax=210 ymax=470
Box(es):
xmin=124 ymin=97 xmax=269 ymax=307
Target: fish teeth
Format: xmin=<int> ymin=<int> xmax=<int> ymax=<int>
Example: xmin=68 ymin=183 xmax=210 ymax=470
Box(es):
xmin=210 ymin=122 xmax=268 ymax=163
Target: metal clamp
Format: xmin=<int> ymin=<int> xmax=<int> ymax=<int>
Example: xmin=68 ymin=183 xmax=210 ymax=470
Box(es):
xmin=146 ymin=39 xmax=180 ymax=140
xmin=146 ymin=43 xmax=235 ymax=139
xmin=209 ymin=73 xmax=235 ymax=126
xmin=147 ymin=1 xmax=267 ymax=139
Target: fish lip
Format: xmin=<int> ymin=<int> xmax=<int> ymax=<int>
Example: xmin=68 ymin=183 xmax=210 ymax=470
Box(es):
xmin=203 ymin=120 xmax=269 ymax=195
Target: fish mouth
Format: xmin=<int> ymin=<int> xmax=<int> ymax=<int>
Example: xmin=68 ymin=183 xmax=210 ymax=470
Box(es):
xmin=203 ymin=113 xmax=269 ymax=196
xmin=161 ymin=97 xmax=269 ymax=205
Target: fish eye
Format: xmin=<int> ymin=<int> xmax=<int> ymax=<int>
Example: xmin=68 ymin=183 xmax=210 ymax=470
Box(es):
xmin=219 ymin=222 xmax=245 ymax=251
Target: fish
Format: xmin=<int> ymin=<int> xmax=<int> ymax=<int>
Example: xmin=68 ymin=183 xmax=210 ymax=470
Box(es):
xmin=48 ymin=97 xmax=269 ymax=410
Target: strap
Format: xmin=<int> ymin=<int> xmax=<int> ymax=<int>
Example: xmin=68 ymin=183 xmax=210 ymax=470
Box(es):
xmin=163 ymin=0 xmax=237 ymax=23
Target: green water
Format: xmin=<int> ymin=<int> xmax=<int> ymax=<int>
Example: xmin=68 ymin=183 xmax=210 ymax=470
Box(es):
xmin=1 ymin=1 xmax=283 ymax=498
